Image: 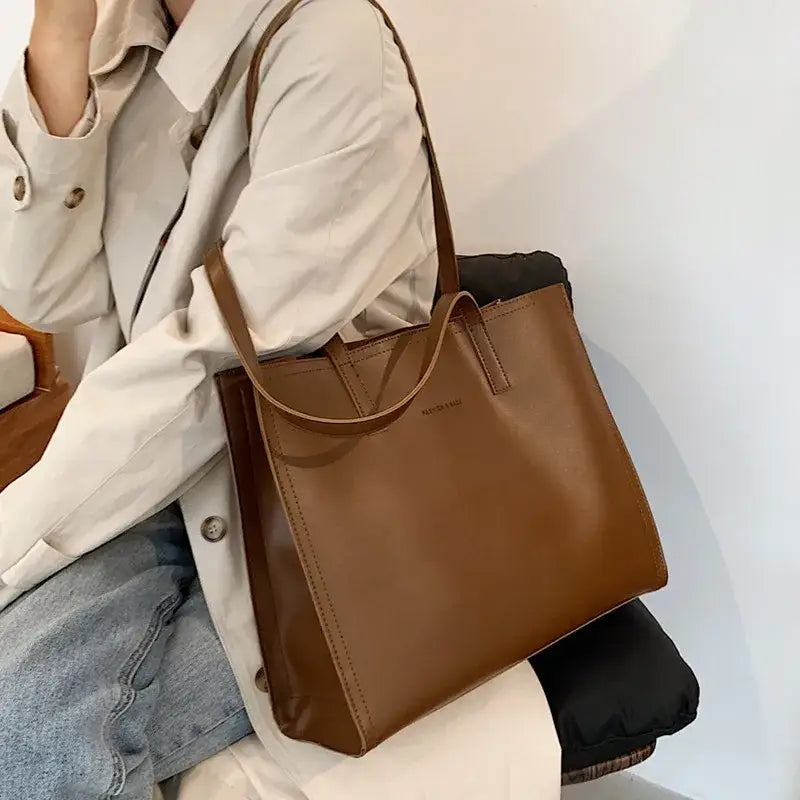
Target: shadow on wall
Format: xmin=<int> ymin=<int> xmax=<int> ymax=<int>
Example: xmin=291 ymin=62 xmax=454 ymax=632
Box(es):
xmin=586 ymin=340 xmax=766 ymax=796
xmin=436 ymin=1 xmax=799 ymax=795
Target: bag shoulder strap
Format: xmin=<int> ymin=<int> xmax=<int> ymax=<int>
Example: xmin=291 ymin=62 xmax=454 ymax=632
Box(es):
xmin=243 ymin=0 xmax=460 ymax=296
xmin=209 ymin=240 xmax=499 ymax=437
xmin=204 ymin=0 xmax=500 ymax=439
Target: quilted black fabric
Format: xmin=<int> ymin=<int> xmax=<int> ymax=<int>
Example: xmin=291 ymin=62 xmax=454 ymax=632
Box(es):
xmin=458 ymin=251 xmax=573 ymax=308
xmin=457 ymin=253 xmax=699 ymax=773
xmin=531 ymin=599 xmax=699 ymax=772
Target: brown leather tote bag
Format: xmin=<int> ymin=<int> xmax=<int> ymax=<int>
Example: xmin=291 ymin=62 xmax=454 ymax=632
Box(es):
xmin=205 ymin=0 xmax=668 ymax=757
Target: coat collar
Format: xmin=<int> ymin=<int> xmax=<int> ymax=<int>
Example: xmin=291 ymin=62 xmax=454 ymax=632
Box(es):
xmin=90 ymin=0 xmax=170 ymax=76
xmin=91 ymin=0 xmax=278 ymax=113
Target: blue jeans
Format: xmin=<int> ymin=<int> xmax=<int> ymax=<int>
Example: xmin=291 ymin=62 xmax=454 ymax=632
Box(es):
xmin=0 ymin=505 xmax=253 ymax=799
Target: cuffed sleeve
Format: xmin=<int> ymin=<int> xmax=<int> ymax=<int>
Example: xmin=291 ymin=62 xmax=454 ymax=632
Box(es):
xmin=0 ymin=538 xmax=76 ymax=593
xmin=0 ymin=0 xmax=432 ymax=611
xmin=0 ymin=54 xmax=111 ymax=331
xmin=27 ymin=79 xmax=99 ymax=139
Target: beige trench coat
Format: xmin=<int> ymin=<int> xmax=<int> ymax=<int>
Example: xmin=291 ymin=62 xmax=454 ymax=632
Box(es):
xmin=0 ymin=0 xmax=559 ymax=796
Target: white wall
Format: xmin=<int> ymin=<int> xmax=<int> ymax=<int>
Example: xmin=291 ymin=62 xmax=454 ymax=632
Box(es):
xmin=382 ymin=2 xmax=798 ymax=798
xmin=2 ymin=2 xmax=798 ymax=798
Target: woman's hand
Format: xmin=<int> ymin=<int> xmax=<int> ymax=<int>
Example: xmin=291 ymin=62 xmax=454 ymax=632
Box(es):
xmin=27 ymin=0 xmax=97 ymax=136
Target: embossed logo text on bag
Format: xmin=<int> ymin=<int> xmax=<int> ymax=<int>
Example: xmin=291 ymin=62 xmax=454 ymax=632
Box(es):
xmin=421 ymin=399 xmax=463 ymax=416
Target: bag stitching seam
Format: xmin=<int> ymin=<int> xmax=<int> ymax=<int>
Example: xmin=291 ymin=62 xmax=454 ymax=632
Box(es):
xmin=474 ymin=318 xmax=512 ymax=389
xmin=344 ymin=295 xmax=540 ymax=365
xmin=244 ymin=296 xmax=544 ymax=388
xmin=557 ymin=288 xmax=667 ymax=583
xmin=335 ymin=363 xmax=367 ymax=416
xmin=351 ymin=363 xmax=373 ymax=410
xmin=261 ymin=404 xmax=372 ymax=746
xmin=463 ymin=319 xmax=501 ymax=394
xmin=466 ymin=317 xmax=512 ymax=394
xmin=239 ymin=384 xmax=296 ymax=703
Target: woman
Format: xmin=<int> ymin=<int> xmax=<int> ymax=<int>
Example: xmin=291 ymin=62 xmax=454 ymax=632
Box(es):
xmin=0 ymin=0 xmax=560 ymax=797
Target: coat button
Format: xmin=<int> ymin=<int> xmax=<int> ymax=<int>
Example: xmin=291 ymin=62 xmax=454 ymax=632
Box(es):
xmin=13 ymin=175 xmax=26 ymax=202
xmin=255 ymin=667 xmax=269 ymax=693
xmin=64 ymin=187 xmax=86 ymax=209
xmin=189 ymin=124 xmax=208 ymax=150
xmin=200 ymin=515 xmax=227 ymax=542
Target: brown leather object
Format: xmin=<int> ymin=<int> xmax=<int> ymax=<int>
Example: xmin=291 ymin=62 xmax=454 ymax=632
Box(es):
xmin=208 ymin=0 xmax=667 ymax=756
xmin=0 ymin=377 xmax=69 ymax=491
xmin=0 ymin=307 xmax=58 ymax=389
xmin=0 ymin=307 xmax=69 ymax=490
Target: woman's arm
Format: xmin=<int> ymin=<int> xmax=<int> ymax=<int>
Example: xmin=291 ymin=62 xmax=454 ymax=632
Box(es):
xmin=0 ymin=0 xmax=112 ymax=332
xmin=27 ymin=0 xmax=96 ymax=136
xmin=0 ymin=0 xmax=432 ymax=608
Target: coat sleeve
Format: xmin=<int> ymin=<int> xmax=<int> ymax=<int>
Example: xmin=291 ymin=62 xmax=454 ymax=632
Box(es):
xmin=0 ymin=55 xmax=112 ymax=331
xmin=0 ymin=1 xmax=429 ymax=609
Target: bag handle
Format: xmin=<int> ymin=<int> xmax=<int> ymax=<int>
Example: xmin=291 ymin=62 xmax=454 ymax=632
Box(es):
xmin=244 ymin=0 xmax=460 ymax=296
xmin=205 ymin=0 xmax=510 ymax=438
xmin=206 ymin=243 xmax=508 ymax=437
